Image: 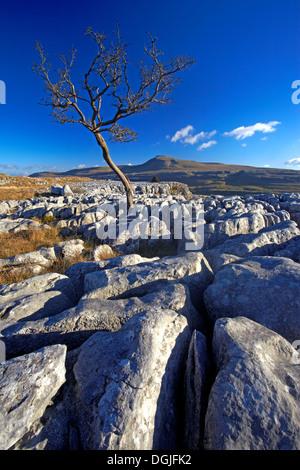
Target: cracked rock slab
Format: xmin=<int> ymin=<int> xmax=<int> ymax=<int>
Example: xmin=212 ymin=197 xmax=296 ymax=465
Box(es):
xmin=64 ymin=254 xmax=159 ymax=300
xmin=203 ymin=220 xmax=300 ymax=273
xmin=204 ymin=317 xmax=300 ymax=450
xmin=0 ymin=344 xmax=67 ymax=450
xmin=204 ymin=256 xmax=300 ymax=343
xmin=83 ymin=251 xmax=214 ymax=308
xmin=73 ymin=308 xmax=191 ymax=450
xmin=1 ymin=283 xmax=203 ymax=358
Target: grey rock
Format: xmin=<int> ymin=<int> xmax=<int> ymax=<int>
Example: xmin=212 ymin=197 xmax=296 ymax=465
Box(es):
xmin=51 ymin=184 xmax=69 ymax=196
xmin=291 ymin=212 xmax=300 ymax=227
xmin=73 ymin=308 xmax=191 ymax=450
xmin=0 ymin=272 xmax=76 ymax=305
xmin=263 ymin=210 xmax=290 ymax=227
xmin=0 ymin=248 xmax=56 ymax=271
xmin=204 ymin=317 xmax=300 ymax=450
xmin=204 ymin=256 xmax=300 ymax=343
xmin=1 ymin=283 xmax=203 ymax=358
xmin=62 ymin=184 xmax=73 ymax=196
xmin=89 ymin=244 xmax=114 ymax=261
xmin=84 ymin=251 xmax=214 ymax=308
xmin=204 ymin=220 xmax=300 ymax=272
xmin=203 ymin=213 xmax=266 ymax=249
xmin=273 ymin=235 xmax=300 ymax=262
xmin=64 ymin=254 xmax=159 ymax=300
xmin=0 ymin=290 xmax=75 ymax=324
xmin=288 ymin=202 xmax=300 ymax=213
xmin=10 ymin=350 xmax=79 ymax=450
xmin=0 ymin=202 xmax=10 ymax=215
xmin=0 ymin=218 xmax=41 ymax=233
xmin=0 ymin=240 xmax=85 ymax=278
xmin=55 ymin=239 xmax=86 ymax=260
xmin=0 ymin=344 xmax=67 ymax=450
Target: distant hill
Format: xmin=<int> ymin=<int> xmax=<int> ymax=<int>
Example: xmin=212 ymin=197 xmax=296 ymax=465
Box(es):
xmin=30 ymin=155 xmax=300 ymax=195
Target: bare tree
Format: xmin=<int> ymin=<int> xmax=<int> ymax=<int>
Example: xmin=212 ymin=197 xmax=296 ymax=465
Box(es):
xmin=33 ymin=25 xmax=195 ymax=207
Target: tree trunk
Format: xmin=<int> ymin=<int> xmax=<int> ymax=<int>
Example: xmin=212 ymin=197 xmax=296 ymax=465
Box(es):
xmin=94 ymin=132 xmax=134 ymax=208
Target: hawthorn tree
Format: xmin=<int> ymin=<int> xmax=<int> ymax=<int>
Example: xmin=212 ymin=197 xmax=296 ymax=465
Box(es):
xmin=33 ymin=25 xmax=195 ymax=207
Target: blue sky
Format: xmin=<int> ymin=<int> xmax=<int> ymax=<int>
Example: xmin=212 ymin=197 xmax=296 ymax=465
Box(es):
xmin=0 ymin=0 xmax=299 ymax=175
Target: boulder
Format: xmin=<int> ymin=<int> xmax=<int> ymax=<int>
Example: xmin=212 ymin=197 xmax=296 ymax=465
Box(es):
xmin=203 ymin=256 xmax=300 ymax=343
xmin=54 ymin=239 xmax=86 ymax=260
xmin=62 ymin=184 xmax=73 ymax=196
xmin=0 ymin=202 xmax=10 ymax=215
xmin=73 ymin=308 xmax=191 ymax=450
xmin=204 ymin=317 xmax=300 ymax=450
xmin=89 ymin=244 xmax=114 ymax=261
xmin=0 ymin=344 xmax=67 ymax=450
xmin=51 ymin=184 xmax=73 ymax=196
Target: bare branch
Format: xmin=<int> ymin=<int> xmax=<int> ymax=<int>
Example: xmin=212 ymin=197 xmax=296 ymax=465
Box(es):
xmin=108 ymin=123 xmax=138 ymax=143
xmin=33 ymin=26 xmax=195 ymax=136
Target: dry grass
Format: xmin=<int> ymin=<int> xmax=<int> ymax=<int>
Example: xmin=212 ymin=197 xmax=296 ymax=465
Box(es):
xmin=0 ymin=226 xmax=119 ymax=285
xmin=0 ymin=226 xmax=63 ymax=259
xmin=0 ymin=174 xmax=93 ymax=202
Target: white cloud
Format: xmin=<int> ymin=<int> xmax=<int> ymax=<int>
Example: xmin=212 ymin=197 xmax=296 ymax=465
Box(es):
xmin=184 ymin=130 xmax=217 ymax=145
xmin=223 ymin=121 xmax=281 ymax=140
xmin=284 ymin=158 xmax=300 ymax=166
xmin=77 ymin=164 xmax=86 ymax=169
xmin=241 ymin=143 xmax=247 ymax=147
xmin=263 ymin=164 xmax=270 ymax=168
xmin=170 ymin=125 xmax=217 ymax=145
xmin=197 ymin=140 xmax=218 ymax=151
xmin=171 ymin=125 xmax=194 ymax=143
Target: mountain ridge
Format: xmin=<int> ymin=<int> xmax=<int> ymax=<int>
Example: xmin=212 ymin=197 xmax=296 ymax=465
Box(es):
xmin=29 ymin=155 xmax=300 ymax=195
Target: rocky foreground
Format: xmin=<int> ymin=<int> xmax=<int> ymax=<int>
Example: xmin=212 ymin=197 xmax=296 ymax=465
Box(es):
xmin=0 ymin=180 xmax=300 ymax=450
